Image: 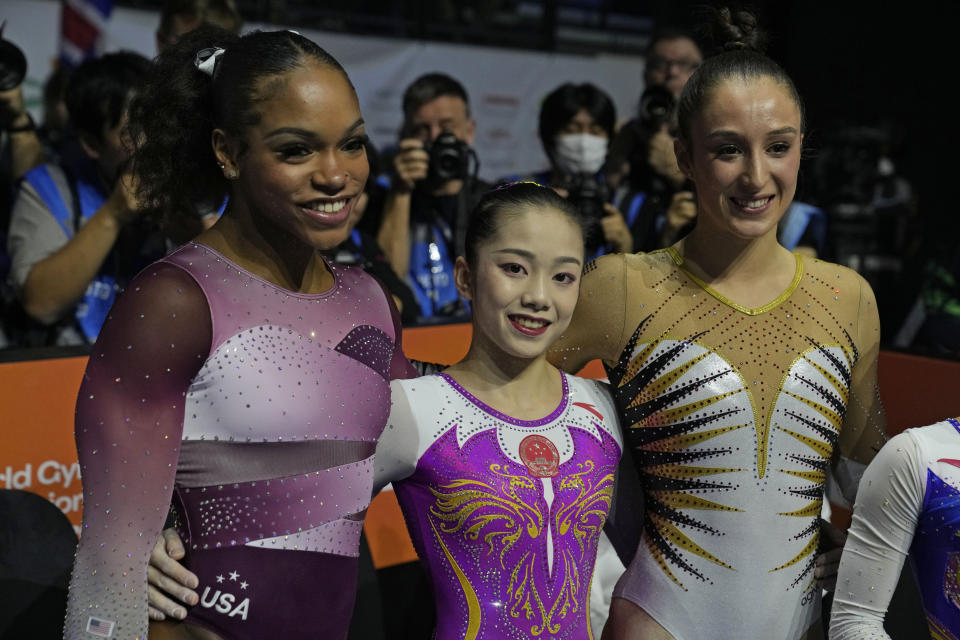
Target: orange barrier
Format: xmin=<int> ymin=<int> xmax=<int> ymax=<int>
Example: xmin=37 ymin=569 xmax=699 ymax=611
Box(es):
xmin=0 ymin=356 xmax=87 ymax=533
xmin=1 ymin=327 xmax=958 ymax=565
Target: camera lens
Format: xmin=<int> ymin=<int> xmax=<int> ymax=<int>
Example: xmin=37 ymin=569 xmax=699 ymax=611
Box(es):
xmin=0 ymin=38 xmax=27 ymax=92
xmin=428 ymin=132 xmax=467 ymax=183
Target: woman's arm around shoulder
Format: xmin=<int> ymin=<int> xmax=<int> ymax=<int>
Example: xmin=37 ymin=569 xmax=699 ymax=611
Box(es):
xmin=833 ymin=267 xmax=887 ymax=504
xmin=64 ymin=262 xmax=211 ymax=639
xmin=548 ymin=253 xmax=629 ymax=373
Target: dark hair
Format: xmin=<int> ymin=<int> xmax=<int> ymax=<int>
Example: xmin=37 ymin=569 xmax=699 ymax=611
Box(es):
xmin=158 ymin=0 xmax=243 ymax=41
xmin=128 ymin=26 xmax=350 ymax=229
xmin=402 ymin=72 xmax=470 ymax=123
xmin=645 ymin=26 xmax=700 ymax=58
xmin=64 ymin=51 xmax=150 ymax=140
xmin=677 ymin=7 xmax=804 ymax=144
xmin=538 ymin=83 xmax=616 ymax=156
xmin=464 ymin=182 xmax=586 ymax=267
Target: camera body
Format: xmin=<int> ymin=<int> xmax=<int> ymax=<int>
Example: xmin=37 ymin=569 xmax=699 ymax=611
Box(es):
xmin=565 ymin=172 xmax=610 ymax=256
xmin=425 ymin=132 xmax=470 ymax=184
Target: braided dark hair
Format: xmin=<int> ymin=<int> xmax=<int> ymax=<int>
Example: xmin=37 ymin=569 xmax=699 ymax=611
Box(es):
xmin=677 ymin=7 xmax=804 ymax=144
xmin=128 ymin=26 xmax=351 ymax=234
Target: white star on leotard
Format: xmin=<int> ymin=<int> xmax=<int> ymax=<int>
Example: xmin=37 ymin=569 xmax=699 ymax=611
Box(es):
xmin=216 ymin=575 xmax=224 ymax=583
xmin=229 ymin=571 xmax=239 ymax=581
xmin=240 ymin=581 xmax=248 ymax=590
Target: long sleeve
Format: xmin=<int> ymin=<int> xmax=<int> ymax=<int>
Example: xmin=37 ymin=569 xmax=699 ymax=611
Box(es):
xmin=64 ymin=263 xmax=211 ymax=639
xmin=372 ymin=380 xmax=421 ymax=495
xmin=832 ymin=272 xmax=888 ymax=506
xmin=829 ymin=431 xmax=925 ymax=640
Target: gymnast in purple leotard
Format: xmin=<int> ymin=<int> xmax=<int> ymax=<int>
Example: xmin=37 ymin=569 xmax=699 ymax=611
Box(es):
xmin=63 ymin=27 xmax=414 ymax=640
xmin=374 ymin=183 xmax=623 ymax=639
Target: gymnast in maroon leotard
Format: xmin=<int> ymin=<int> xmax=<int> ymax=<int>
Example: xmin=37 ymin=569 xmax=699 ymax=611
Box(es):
xmin=63 ymin=28 xmax=414 ymax=640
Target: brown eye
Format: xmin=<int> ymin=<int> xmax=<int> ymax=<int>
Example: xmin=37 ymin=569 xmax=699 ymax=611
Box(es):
xmin=716 ymin=145 xmax=740 ymax=157
xmin=500 ymin=263 xmax=526 ymax=275
xmin=278 ymin=144 xmax=311 ymax=160
xmin=769 ymin=142 xmax=791 ymax=155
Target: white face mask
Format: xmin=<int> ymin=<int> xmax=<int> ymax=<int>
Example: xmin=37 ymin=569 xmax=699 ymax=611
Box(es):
xmin=553 ymin=133 xmax=608 ymax=175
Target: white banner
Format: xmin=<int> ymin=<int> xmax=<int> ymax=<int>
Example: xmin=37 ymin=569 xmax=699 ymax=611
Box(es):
xmin=3 ymin=0 xmax=647 ymax=181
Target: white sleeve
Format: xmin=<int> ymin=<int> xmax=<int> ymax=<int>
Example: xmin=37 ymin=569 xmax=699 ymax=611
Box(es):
xmin=829 ymin=431 xmax=925 ymax=640
xmin=372 ymin=380 xmax=421 ymax=495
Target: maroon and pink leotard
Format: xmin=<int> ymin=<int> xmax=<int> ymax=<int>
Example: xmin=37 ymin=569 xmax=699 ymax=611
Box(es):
xmin=64 ymin=243 xmax=413 ymax=640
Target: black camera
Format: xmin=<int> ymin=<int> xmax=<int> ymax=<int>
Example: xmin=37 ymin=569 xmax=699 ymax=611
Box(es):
xmin=565 ymin=172 xmax=610 ymax=256
xmin=637 ymin=85 xmax=676 ymax=133
xmin=426 ymin=132 xmax=470 ymax=184
xmin=0 ymin=27 xmax=27 ymax=129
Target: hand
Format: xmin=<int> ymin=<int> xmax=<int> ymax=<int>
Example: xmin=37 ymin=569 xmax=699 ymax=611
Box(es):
xmin=105 ymin=168 xmax=144 ymax=226
xmin=814 ymin=518 xmax=848 ymax=592
xmin=665 ymin=191 xmax=696 ymax=233
xmin=0 ymin=84 xmax=30 ymax=129
xmin=646 ymin=127 xmax=686 ymax=189
xmin=392 ymin=138 xmax=429 ymax=192
xmin=600 ymin=203 xmax=633 ymax=254
xmin=147 ymin=528 xmax=200 ymax=621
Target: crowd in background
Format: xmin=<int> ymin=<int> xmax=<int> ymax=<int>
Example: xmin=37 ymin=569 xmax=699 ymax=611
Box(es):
xmin=0 ymin=0 xmax=954 ymax=355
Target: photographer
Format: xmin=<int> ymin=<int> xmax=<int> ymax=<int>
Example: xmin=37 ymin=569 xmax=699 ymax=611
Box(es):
xmin=375 ymin=72 xmax=487 ymax=319
xmin=0 ymin=31 xmax=46 ymax=182
xmin=606 ymin=28 xmax=702 ymax=252
xmin=531 ymin=82 xmax=632 ymax=257
xmin=6 ymin=52 xmax=165 ymax=346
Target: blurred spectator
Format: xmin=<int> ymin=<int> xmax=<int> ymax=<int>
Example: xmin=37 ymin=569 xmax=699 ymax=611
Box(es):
xmin=643 ymin=27 xmax=703 ymax=99
xmin=507 ymin=82 xmax=632 ymax=256
xmin=0 ymin=35 xmax=70 ymax=348
xmin=6 ymin=52 xmax=166 ymax=347
xmin=156 ymin=0 xmax=243 ymax=53
xmin=606 ymin=28 xmax=702 ymax=251
xmin=41 ymin=66 xmax=72 ymax=151
xmin=326 ymin=143 xmax=418 ymax=324
xmin=374 ymin=72 xmax=488 ymax=320
xmin=906 ymin=254 xmax=960 ymax=356
xmin=0 ymin=26 xmax=46 ymax=183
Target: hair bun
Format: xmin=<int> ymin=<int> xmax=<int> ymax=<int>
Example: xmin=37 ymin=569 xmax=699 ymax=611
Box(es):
xmin=698 ymin=6 xmax=769 ymax=56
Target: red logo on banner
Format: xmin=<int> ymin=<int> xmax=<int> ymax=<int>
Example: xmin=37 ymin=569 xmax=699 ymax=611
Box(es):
xmin=519 ymin=434 xmax=560 ymax=478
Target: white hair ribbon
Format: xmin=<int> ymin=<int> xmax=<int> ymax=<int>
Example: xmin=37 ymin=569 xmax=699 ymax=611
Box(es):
xmin=194 ymin=47 xmax=225 ymax=77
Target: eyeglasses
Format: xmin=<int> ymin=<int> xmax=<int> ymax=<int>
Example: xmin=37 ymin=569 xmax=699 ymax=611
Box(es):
xmin=647 ymin=57 xmax=700 ymax=74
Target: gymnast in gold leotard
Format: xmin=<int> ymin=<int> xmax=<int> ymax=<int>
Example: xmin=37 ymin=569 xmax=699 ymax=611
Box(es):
xmin=549 ymin=8 xmax=887 ymax=640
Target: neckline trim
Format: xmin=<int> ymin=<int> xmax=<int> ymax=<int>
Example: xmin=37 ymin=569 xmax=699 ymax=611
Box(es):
xmin=438 ymin=372 xmax=570 ymax=427
xmin=187 ymin=242 xmax=341 ymax=299
xmin=664 ymin=247 xmax=804 ymax=316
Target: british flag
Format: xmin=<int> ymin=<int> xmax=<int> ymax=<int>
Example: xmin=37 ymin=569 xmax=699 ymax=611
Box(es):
xmin=59 ymin=0 xmax=114 ymax=67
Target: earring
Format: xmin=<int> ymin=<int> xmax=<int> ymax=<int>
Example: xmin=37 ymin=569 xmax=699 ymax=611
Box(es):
xmin=217 ymin=161 xmax=225 ymax=169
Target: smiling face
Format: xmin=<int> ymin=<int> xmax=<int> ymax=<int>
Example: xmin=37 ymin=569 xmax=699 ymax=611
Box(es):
xmin=675 ymin=76 xmax=803 ymax=241
xmin=457 ymin=206 xmax=584 ymax=362
xmin=216 ymin=61 xmax=369 ymax=251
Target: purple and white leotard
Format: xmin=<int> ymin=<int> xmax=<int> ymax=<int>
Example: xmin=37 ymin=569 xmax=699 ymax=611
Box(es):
xmin=64 ymin=243 xmax=414 ymax=640
xmin=375 ymin=371 xmax=622 ymax=639
xmin=832 ymin=418 xmax=960 ymax=639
